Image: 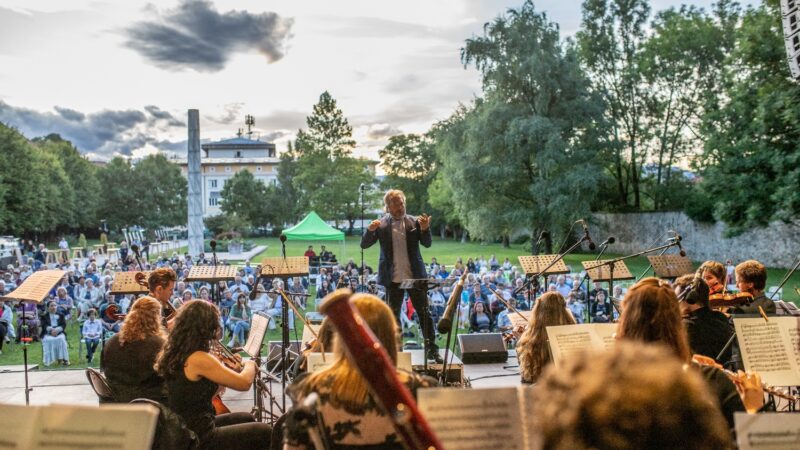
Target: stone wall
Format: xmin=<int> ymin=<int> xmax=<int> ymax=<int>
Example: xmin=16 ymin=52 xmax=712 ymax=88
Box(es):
xmin=589 ymin=212 xmax=800 ymax=268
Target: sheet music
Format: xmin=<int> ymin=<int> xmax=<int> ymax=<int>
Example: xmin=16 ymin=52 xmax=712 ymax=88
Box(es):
xmin=734 ymin=317 xmax=800 ymax=386
xmin=546 ymin=323 xmax=617 ymax=367
xmin=244 ymin=314 xmax=269 ymax=358
xmin=417 ymin=387 xmax=527 ymax=449
xmin=735 ymin=412 xmax=800 ymax=450
xmin=0 ymin=403 xmax=158 ymax=450
xmin=308 ymin=351 xmax=412 ymax=372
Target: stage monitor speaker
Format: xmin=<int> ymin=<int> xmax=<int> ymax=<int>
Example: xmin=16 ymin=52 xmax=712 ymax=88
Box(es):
xmin=457 ymin=333 xmax=507 ymax=364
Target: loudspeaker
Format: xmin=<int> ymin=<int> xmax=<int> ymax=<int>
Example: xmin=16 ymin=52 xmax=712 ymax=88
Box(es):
xmin=457 ymin=333 xmax=507 ymax=364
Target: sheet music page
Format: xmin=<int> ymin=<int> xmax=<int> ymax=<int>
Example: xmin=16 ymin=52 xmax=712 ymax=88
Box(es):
xmin=244 ymin=314 xmax=269 ymax=357
xmin=307 ymin=352 xmax=337 ymax=372
xmin=735 ymin=412 xmax=800 ymax=450
xmin=0 ymin=404 xmax=38 ymax=449
xmin=734 ymin=317 xmax=800 ymax=386
xmin=546 ymin=324 xmax=616 ymax=367
xmin=30 ymin=403 xmax=158 ymax=450
xmin=418 ymin=387 xmax=525 ymax=450
xmin=518 ymin=386 xmax=537 ymax=449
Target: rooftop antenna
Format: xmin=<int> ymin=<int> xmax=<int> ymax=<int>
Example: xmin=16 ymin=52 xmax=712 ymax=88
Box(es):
xmin=236 ymin=128 xmax=243 ymax=138
xmin=245 ymin=114 xmax=255 ymax=140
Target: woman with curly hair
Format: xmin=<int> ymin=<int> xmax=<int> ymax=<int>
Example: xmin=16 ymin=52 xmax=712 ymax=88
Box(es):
xmin=516 ymin=292 xmax=576 ymax=384
xmin=156 ymin=300 xmax=271 ymax=450
xmin=102 ymin=296 xmax=166 ymax=403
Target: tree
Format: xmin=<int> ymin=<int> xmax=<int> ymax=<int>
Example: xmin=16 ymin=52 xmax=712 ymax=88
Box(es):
xmin=577 ymin=0 xmax=651 ymax=209
xmin=694 ymin=1 xmax=800 ymax=234
xmin=133 ymin=154 xmax=188 ymax=228
xmin=379 ymin=134 xmax=438 ymax=219
xmin=219 ymin=169 xmax=265 ymax=227
xmin=438 ymin=1 xmax=605 ymax=250
xmin=272 ymin=142 xmax=301 ymax=225
xmin=96 ymin=157 xmax=140 ymax=231
xmin=294 ymin=92 xmax=375 ymax=232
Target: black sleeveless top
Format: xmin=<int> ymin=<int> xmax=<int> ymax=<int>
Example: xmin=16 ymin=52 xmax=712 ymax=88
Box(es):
xmin=166 ymin=364 xmax=217 ymax=445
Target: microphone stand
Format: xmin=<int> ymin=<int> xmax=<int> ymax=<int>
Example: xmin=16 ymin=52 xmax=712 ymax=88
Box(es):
xmin=513 ymin=235 xmax=592 ymax=302
xmin=359 ymin=184 xmax=366 ymax=293
xmin=583 ymin=240 xmax=684 ymax=317
xmin=581 ymin=242 xmax=610 ymax=323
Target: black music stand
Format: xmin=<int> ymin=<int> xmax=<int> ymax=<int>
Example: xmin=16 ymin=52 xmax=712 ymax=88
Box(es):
xmin=1 ymin=270 xmax=64 ymax=405
xmin=259 ymin=256 xmax=309 ymax=417
xmin=242 ymin=313 xmax=278 ymax=422
xmin=517 ymin=254 xmax=570 ymax=306
xmin=647 ymin=255 xmax=694 ymax=280
xmin=582 ymin=259 xmax=634 ymax=317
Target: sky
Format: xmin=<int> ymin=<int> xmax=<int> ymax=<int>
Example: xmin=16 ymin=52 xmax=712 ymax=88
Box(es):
xmin=0 ymin=0 xmax=724 ymax=162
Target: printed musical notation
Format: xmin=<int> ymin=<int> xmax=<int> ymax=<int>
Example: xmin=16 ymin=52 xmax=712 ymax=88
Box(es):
xmin=734 ymin=317 xmax=800 ymax=387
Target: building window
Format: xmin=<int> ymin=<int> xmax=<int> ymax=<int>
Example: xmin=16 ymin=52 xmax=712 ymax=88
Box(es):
xmin=225 ymin=166 xmax=231 ymax=172
xmin=235 ymin=151 xmax=242 ymax=158
xmin=257 ymin=166 xmax=262 ymax=172
xmin=272 ymin=179 xmax=277 ymax=186
xmin=209 ymin=166 xmax=216 ymax=173
xmin=209 ymin=197 xmax=218 ymax=206
xmin=210 ymin=179 xmax=218 ymax=188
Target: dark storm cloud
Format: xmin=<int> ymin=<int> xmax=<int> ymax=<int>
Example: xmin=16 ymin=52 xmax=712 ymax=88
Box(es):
xmin=124 ymin=0 xmax=293 ymax=72
xmin=366 ymin=123 xmax=401 ymax=140
xmin=0 ymin=100 xmax=184 ymax=157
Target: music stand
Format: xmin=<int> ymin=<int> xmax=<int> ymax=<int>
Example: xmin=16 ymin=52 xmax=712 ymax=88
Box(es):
xmin=518 ymin=255 xmax=569 ymax=306
xmin=109 ymin=272 xmax=150 ymax=295
xmin=647 ymin=255 xmax=694 ymax=280
xmin=243 ymin=314 xmax=275 ymax=422
xmin=259 ymin=257 xmax=309 ymax=415
xmin=582 ymin=260 xmax=634 ymax=317
xmin=1 ymin=270 xmax=65 ymax=405
xmin=184 ymin=266 xmax=238 ymax=283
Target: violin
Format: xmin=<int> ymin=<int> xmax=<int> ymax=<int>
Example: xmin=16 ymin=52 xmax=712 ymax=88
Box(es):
xmin=708 ymin=292 xmax=753 ymax=309
xmin=103 ymin=303 xmax=125 ymax=321
xmin=209 ymin=340 xmax=244 ymax=415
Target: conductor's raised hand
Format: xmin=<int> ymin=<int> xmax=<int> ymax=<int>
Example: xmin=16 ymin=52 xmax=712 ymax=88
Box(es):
xmin=368 ymin=220 xmax=381 ymax=232
xmin=419 ymin=214 xmax=431 ymax=231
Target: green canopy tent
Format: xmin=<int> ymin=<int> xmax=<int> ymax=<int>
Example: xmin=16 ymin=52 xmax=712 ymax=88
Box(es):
xmin=282 ymin=211 xmax=346 ymax=263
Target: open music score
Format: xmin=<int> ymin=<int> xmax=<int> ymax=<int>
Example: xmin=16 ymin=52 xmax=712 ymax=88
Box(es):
xmin=258 ymin=256 xmax=309 ymax=277
xmin=184 ymin=265 xmax=238 ymax=282
xmin=0 ymin=270 xmax=65 ymax=303
xmin=647 ymin=255 xmax=694 ymax=279
xmin=734 ymin=317 xmax=800 ymax=386
xmin=109 ymin=272 xmax=150 ymax=295
xmin=518 ymin=255 xmax=569 ymax=276
xmin=581 ymin=260 xmax=634 ymax=282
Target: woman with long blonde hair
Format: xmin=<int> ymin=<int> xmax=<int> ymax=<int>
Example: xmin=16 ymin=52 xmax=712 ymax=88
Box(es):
xmin=285 ymin=293 xmax=435 ymax=449
xmin=101 ymin=296 xmax=166 ymax=403
xmin=516 ymin=291 xmax=576 ymax=384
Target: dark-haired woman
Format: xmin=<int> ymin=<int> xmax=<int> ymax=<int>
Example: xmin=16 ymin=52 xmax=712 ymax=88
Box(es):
xmin=156 ymin=300 xmax=271 ymax=449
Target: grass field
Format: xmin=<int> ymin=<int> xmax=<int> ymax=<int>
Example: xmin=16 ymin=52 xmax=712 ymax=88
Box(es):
xmin=2 ymin=235 xmax=797 ymax=368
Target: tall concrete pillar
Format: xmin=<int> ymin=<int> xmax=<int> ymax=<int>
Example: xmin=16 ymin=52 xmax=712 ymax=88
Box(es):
xmin=187 ymin=109 xmax=204 ymax=257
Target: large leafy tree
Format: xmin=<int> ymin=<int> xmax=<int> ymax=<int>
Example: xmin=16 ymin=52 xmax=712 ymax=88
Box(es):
xmin=437 ymin=1 xmax=605 ymax=250
xmin=379 ymin=134 xmax=438 ymax=221
xmin=294 ymin=92 xmax=375 ymax=232
xmin=694 ymin=1 xmax=800 ymax=234
xmin=577 ymin=0 xmax=651 ymax=209
xmin=133 ymin=154 xmax=187 ymax=228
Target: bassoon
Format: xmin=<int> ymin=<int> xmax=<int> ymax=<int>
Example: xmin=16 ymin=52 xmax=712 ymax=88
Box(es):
xmin=319 ymin=289 xmax=443 ymax=450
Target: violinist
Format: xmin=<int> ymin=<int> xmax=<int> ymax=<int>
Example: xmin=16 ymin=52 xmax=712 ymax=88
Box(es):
xmin=102 ymin=296 xmax=167 ymax=403
xmin=731 ymin=260 xmax=775 ymax=315
xmin=674 ymin=274 xmax=733 ymax=364
xmin=141 ymin=267 xmax=177 ymax=325
xmin=698 ymin=260 xmax=726 ymax=295
xmin=156 ymin=300 xmax=271 ymax=449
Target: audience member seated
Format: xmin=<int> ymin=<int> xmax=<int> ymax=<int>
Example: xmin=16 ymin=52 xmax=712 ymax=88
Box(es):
xmin=529 ymin=341 xmax=733 ymax=449
xmin=81 ymin=308 xmax=103 ymax=363
xmin=469 ymin=301 xmax=494 ymax=333
xmin=102 ymin=296 xmax=167 ymax=403
xmin=99 ymin=296 xmax=122 ymax=333
xmin=41 ymin=301 xmax=69 ymax=366
xmin=516 ymin=292 xmax=575 ymax=384
xmin=228 ymin=293 xmax=252 ymax=348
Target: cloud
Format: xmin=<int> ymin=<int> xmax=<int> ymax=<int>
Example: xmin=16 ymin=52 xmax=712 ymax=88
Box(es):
xmin=205 ymin=102 xmax=244 ymax=125
xmin=366 ymin=123 xmax=401 ymax=140
xmin=124 ymin=0 xmax=293 ymax=72
xmin=0 ymin=100 xmax=185 ymax=158
xmin=254 ymin=109 xmax=308 ymax=131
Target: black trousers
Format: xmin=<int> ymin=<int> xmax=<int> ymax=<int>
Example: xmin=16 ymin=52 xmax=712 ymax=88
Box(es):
xmin=386 ymin=283 xmax=436 ymax=348
xmin=0 ymin=322 xmax=7 ymax=351
xmin=210 ymin=412 xmax=272 ymax=450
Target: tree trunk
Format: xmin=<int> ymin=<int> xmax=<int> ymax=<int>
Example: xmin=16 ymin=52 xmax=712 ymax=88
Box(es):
xmin=347 ymin=219 xmax=355 ymax=235
xmin=440 ymin=224 xmax=446 ymax=240
xmin=502 ymin=235 xmax=510 ymax=248
xmin=461 ymin=230 xmax=469 ymax=244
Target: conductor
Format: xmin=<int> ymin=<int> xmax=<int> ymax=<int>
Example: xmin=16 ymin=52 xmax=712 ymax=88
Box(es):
xmin=361 ymin=189 xmax=441 ymax=362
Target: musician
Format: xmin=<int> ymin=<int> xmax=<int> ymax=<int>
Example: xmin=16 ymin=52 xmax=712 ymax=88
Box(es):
xmin=102 ymin=296 xmax=166 ymax=403
xmin=731 ymin=259 xmax=775 ymax=315
xmin=156 ymin=300 xmax=271 ymax=449
xmin=616 ymin=277 xmax=763 ymax=428
xmin=284 ymin=293 xmax=435 ymax=449
xmin=674 ymin=274 xmax=733 ymax=364
xmin=516 ymin=292 xmax=576 ymax=384
xmin=144 ymin=267 xmax=177 ymax=325
xmin=530 ymin=341 xmax=732 ymax=449
xmin=360 ymin=189 xmax=441 ymax=362
xmin=699 ymin=260 xmax=727 ymax=295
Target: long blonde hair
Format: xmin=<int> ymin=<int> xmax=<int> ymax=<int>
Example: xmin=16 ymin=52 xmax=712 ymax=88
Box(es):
xmin=516 ymin=292 xmax=575 ymax=383
xmin=118 ymin=296 xmax=164 ymax=345
xmin=299 ymin=293 xmax=399 ymax=412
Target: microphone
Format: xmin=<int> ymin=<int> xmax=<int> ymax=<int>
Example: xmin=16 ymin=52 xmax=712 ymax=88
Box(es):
xmin=581 ymin=220 xmax=596 ymax=251
xmin=279 ymin=234 xmax=287 ymax=259
xmin=670 ymin=234 xmax=686 ymax=257
xmin=359 ymin=183 xmax=366 ymax=191
xmin=249 ymin=265 xmax=262 ymax=301
xmin=534 ymin=230 xmax=550 ymax=249
xmin=131 ymin=244 xmax=140 ymax=254
xmin=599 ymin=236 xmax=615 ymax=247
xmin=210 ymin=239 xmax=217 ymax=251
